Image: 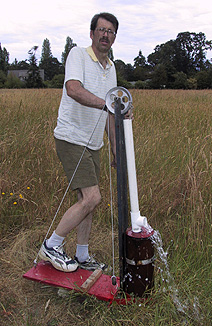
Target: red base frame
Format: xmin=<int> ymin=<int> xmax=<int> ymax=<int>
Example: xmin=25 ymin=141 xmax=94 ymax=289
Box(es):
xmin=23 ymin=261 xmax=120 ymax=302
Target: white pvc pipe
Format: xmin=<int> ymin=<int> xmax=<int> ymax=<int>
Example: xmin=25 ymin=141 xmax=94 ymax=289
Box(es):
xmin=123 ymin=119 xmax=139 ymax=212
xmin=123 ymin=119 xmax=147 ymax=232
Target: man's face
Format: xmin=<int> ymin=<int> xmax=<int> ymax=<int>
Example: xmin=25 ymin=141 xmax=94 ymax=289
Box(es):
xmin=90 ymin=18 xmax=116 ymax=54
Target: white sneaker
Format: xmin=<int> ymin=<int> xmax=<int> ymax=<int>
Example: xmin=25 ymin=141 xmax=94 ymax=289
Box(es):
xmin=39 ymin=240 xmax=78 ymax=272
xmin=75 ymin=255 xmax=107 ymax=271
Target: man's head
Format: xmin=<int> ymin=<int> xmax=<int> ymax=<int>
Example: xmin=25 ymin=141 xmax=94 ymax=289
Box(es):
xmin=90 ymin=13 xmax=119 ymax=55
xmin=90 ymin=12 xmax=119 ymax=34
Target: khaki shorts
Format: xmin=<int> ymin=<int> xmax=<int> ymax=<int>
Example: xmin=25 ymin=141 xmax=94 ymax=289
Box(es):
xmin=55 ymin=138 xmax=100 ymax=191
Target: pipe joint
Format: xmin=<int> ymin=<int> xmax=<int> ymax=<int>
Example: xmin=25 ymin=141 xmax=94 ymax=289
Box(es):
xmin=131 ymin=211 xmax=148 ymax=233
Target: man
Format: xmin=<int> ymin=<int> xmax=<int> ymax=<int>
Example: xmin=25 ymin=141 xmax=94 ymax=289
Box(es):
xmin=39 ymin=12 xmax=119 ymax=272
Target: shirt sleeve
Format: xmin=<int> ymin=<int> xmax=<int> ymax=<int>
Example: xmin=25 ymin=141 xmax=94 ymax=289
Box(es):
xmin=64 ymin=47 xmax=84 ymax=86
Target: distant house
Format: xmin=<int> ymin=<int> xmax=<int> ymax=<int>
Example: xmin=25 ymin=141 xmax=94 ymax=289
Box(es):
xmin=8 ymin=69 xmax=45 ymax=81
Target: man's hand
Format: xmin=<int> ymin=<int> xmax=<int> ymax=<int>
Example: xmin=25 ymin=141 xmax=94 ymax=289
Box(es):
xmin=124 ymin=104 xmax=134 ymax=120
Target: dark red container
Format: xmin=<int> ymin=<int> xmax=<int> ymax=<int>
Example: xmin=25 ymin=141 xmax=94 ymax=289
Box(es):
xmin=124 ymin=227 xmax=155 ymax=297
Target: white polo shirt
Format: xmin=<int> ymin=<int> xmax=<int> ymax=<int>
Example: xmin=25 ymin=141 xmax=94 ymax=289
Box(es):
xmin=54 ymin=46 xmax=117 ymax=150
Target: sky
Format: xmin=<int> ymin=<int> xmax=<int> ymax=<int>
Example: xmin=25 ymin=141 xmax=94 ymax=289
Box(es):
xmin=1 ymin=0 xmax=212 ymax=66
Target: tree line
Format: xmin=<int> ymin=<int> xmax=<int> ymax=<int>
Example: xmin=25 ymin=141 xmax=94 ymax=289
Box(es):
xmin=1 ymin=31 xmax=212 ymax=89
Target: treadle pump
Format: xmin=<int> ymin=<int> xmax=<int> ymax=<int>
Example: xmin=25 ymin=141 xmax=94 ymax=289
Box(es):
xmin=106 ymin=87 xmax=155 ymax=297
xmin=23 ymin=87 xmax=155 ymax=301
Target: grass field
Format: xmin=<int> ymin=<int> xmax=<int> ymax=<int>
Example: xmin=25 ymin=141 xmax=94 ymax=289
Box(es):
xmin=0 ymin=89 xmax=211 ymax=325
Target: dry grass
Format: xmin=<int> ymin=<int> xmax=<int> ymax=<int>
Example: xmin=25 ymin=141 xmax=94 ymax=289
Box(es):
xmin=0 ymin=89 xmax=211 ymax=325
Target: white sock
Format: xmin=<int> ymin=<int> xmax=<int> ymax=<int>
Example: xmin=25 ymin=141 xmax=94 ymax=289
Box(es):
xmin=76 ymin=244 xmax=89 ymax=262
xmin=46 ymin=231 xmax=65 ymax=248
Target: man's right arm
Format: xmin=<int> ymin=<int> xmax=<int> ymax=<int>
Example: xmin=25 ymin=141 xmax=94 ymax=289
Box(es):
xmin=66 ymin=80 xmax=105 ymax=110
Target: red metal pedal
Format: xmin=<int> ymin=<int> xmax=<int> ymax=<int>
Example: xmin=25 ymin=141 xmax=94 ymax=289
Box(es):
xmin=23 ymin=261 xmax=119 ymax=302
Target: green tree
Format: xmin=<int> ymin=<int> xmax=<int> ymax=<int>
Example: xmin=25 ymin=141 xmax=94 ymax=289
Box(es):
xmin=48 ymin=74 xmax=65 ymax=88
xmin=148 ymin=32 xmax=212 ymax=77
xmin=40 ymin=39 xmax=64 ymax=80
xmin=134 ymin=80 xmax=150 ymax=89
xmin=5 ymin=73 xmax=25 ymax=88
xmin=172 ymin=72 xmax=188 ymax=89
xmin=125 ymin=64 xmax=134 ymax=81
xmin=9 ymin=58 xmax=19 ymax=70
xmin=0 ymin=70 xmax=6 ymax=88
xmin=208 ymin=67 xmax=212 ymax=88
xmin=196 ymin=71 xmax=211 ymax=89
xmin=134 ymin=50 xmax=146 ymax=68
xmin=40 ymin=38 xmax=52 ymax=62
xmin=61 ymin=37 xmax=77 ymax=66
xmin=115 ymin=60 xmax=127 ymax=79
xmin=10 ymin=59 xmax=29 ymax=70
xmin=26 ymin=46 xmax=43 ymax=88
xmin=149 ymin=64 xmax=167 ymax=89
xmin=148 ymin=40 xmax=177 ymax=70
xmin=115 ymin=60 xmax=134 ymax=81
xmin=175 ymin=32 xmax=212 ymax=73
xmin=133 ymin=50 xmax=150 ymax=81
xmin=187 ymin=78 xmax=197 ymax=89
xmin=0 ymin=43 xmax=9 ymax=73
xmin=116 ymin=72 xmax=131 ymax=88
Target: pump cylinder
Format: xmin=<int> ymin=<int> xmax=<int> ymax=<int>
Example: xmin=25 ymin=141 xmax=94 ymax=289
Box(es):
xmin=124 ymin=227 xmax=155 ymax=297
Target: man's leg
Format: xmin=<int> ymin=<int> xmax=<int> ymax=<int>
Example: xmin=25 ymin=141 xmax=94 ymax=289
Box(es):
xmin=76 ymin=189 xmax=93 ymax=245
xmin=55 ymin=185 xmax=101 ymax=237
xmin=39 ymin=185 xmax=101 ymax=272
xmin=73 ymin=188 xmax=107 ymax=270
xmin=75 ymin=190 xmax=93 ymax=263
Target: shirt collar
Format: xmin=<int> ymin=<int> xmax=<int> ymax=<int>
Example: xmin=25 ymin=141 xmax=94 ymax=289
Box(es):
xmin=86 ymin=46 xmax=112 ymax=66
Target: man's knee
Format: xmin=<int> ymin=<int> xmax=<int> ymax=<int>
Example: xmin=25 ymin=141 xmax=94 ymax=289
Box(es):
xmin=81 ymin=186 xmax=101 ymax=212
xmin=88 ymin=187 xmax=101 ymax=209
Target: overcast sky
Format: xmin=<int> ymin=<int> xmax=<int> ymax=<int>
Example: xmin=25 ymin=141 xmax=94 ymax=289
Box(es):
xmin=1 ymin=0 xmax=212 ymax=65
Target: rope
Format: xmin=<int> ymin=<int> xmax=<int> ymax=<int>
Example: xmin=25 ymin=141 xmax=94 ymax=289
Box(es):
xmin=34 ymin=108 xmax=106 ymax=266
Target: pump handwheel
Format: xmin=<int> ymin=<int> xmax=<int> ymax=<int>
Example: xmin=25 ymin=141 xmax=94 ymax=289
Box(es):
xmin=105 ymin=87 xmax=132 ymax=115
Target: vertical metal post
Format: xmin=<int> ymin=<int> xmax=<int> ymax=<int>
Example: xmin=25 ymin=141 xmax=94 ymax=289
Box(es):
xmin=114 ymin=99 xmax=128 ymax=289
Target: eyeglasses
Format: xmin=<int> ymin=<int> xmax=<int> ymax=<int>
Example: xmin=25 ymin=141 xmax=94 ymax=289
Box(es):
xmin=96 ymin=27 xmax=116 ymax=36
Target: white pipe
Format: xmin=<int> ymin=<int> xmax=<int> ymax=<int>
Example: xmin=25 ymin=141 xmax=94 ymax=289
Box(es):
xmin=123 ymin=119 xmax=148 ymax=232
